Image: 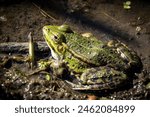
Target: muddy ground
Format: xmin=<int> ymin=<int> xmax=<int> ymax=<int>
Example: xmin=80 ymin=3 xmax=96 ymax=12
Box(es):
xmin=0 ymin=0 xmax=150 ymax=99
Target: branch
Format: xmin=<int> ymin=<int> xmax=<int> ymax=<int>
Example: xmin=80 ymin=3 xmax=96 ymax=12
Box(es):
xmin=0 ymin=41 xmax=49 ymax=53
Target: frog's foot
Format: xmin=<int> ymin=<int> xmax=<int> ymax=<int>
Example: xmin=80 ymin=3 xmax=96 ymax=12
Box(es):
xmin=27 ymin=59 xmax=55 ymax=77
xmin=38 ymin=59 xmax=52 ymax=70
xmin=81 ymin=32 xmax=93 ymax=38
xmin=38 ymin=59 xmax=69 ymax=78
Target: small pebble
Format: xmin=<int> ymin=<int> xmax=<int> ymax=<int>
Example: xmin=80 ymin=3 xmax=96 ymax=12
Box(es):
xmin=0 ymin=16 xmax=7 ymax=22
xmin=136 ymin=26 xmax=142 ymax=35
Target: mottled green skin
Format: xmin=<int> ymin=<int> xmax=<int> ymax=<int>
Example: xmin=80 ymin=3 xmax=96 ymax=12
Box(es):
xmin=42 ymin=25 xmax=142 ymax=89
xmin=64 ymin=33 xmax=127 ymax=72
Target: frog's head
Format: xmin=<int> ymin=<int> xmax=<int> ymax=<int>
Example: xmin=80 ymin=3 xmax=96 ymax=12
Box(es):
xmin=43 ymin=25 xmax=73 ymax=59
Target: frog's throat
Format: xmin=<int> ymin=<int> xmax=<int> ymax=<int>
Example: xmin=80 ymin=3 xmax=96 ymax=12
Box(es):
xmin=49 ymin=46 xmax=60 ymax=60
xmin=45 ymin=39 xmax=62 ymax=60
xmin=62 ymin=43 xmax=99 ymax=66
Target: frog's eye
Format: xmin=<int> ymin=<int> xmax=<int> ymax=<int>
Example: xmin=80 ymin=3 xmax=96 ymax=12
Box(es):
xmin=52 ymin=33 xmax=66 ymax=43
xmin=58 ymin=25 xmax=73 ymax=33
xmin=51 ymin=35 xmax=59 ymax=42
xmin=53 ymin=35 xmax=58 ymax=40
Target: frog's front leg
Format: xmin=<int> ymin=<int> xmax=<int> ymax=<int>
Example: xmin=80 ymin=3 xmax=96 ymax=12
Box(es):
xmin=72 ymin=67 xmax=127 ymax=90
xmin=38 ymin=59 xmax=69 ymax=78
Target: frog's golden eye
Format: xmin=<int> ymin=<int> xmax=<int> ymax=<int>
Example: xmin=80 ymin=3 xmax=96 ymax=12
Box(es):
xmin=54 ymin=35 xmax=58 ymax=40
xmin=52 ymin=33 xmax=66 ymax=43
xmin=51 ymin=32 xmax=59 ymax=40
xmin=51 ymin=35 xmax=59 ymax=43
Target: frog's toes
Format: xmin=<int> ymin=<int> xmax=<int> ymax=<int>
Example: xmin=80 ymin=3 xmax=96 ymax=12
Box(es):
xmin=82 ymin=32 xmax=93 ymax=38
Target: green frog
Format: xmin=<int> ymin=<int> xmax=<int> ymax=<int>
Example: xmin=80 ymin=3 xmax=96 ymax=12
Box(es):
xmin=42 ymin=24 xmax=142 ymax=90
